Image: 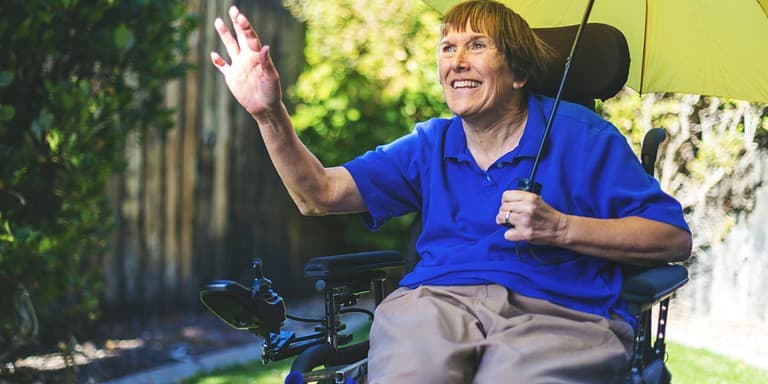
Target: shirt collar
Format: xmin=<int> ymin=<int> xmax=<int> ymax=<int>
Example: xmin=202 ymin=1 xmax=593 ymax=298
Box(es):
xmin=443 ymin=93 xmax=549 ymax=162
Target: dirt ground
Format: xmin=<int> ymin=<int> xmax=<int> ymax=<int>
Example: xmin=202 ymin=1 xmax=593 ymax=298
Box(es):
xmin=0 ymin=312 xmax=259 ymax=384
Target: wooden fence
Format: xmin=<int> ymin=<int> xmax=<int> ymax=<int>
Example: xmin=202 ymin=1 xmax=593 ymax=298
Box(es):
xmin=101 ymin=0 xmax=348 ymax=314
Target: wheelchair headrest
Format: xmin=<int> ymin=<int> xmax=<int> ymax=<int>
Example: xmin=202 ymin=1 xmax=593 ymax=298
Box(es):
xmin=530 ymin=23 xmax=630 ymax=110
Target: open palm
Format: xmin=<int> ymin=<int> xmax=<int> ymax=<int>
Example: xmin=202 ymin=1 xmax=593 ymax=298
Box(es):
xmin=211 ymin=6 xmax=282 ymax=116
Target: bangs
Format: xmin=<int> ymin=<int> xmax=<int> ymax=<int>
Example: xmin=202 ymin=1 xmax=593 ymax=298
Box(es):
xmin=440 ymin=1 xmax=503 ymax=39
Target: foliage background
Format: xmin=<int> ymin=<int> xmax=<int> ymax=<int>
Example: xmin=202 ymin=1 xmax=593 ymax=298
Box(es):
xmin=285 ymin=0 xmax=768 ymax=258
xmin=0 ymin=0 xmax=194 ymax=355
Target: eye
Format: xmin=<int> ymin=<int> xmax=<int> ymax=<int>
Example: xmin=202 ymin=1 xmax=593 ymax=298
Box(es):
xmin=440 ymin=45 xmax=456 ymax=57
xmin=469 ymin=40 xmax=489 ymax=53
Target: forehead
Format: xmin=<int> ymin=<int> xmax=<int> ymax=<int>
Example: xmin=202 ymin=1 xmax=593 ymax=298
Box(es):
xmin=439 ymin=31 xmax=491 ymax=44
xmin=440 ymin=21 xmax=491 ymax=43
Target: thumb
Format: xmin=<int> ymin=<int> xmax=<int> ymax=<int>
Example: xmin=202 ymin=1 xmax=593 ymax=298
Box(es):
xmin=259 ymin=45 xmax=277 ymax=75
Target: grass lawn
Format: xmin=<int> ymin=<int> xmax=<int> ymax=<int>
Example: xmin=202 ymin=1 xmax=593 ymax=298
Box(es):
xmin=666 ymin=342 xmax=768 ymax=383
xmin=182 ymin=341 xmax=768 ymax=384
xmin=181 ymin=358 xmax=293 ymax=384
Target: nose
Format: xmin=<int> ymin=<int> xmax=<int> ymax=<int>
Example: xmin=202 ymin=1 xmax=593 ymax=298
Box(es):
xmin=450 ymin=47 xmax=469 ymax=71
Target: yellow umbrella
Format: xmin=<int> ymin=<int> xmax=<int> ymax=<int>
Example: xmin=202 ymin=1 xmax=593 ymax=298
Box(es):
xmin=423 ymin=0 xmax=768 ymax=104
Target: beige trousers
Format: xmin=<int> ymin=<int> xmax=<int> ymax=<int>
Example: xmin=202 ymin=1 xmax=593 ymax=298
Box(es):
xmin=367 ymin=285 xmax=634 ymax=384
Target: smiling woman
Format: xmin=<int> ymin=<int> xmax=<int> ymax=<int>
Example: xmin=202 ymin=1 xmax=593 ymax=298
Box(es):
xmin=210 ymin=0 xmax=690 ymax=382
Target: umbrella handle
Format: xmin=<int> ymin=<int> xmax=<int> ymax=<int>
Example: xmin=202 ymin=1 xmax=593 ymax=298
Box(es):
xmin=524 ymin=0 xmax=596 ymax=194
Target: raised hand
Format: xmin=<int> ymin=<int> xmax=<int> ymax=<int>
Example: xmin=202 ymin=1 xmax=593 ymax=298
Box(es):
xmin=211 ymin=6 xmax=282 ymax=116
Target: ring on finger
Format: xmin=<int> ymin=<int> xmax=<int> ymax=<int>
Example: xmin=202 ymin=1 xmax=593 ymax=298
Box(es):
xmin=504 ymin=210 xmax=511 ymax=225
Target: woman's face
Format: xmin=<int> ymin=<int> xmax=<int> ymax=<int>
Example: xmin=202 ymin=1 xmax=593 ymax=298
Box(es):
xmin=438 ymin=23 xmax=527 ymax=119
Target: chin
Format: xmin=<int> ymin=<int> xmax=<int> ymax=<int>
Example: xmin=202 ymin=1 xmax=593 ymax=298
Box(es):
xmin=449 ymin=109 xmax=477 ymax=119
xmin=446 ymin=100 xmax=470 ymax=115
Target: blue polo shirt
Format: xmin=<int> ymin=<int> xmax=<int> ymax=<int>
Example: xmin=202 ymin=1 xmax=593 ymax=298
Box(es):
xmin=343 ymin=94 xmax=689 ymax=324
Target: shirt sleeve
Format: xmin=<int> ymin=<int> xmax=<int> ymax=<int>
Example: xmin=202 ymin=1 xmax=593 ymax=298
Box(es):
xmin=342 ymin=125 xmax=427 ymax=231
xmin=575 ymin=122 xmax=690 ymax=232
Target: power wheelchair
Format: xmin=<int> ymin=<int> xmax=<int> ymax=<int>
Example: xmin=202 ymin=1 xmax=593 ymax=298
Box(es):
xmin=200 ymin=23 xmax=689 ymax=384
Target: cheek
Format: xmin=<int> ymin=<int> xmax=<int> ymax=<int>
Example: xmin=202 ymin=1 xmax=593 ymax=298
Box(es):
xmin=437 ymin=62 xmax=449 ymax=84
xmin=492 ymin=66 xmax=520 ymax=92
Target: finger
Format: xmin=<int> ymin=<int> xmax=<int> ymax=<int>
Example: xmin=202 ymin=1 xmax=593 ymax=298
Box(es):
xmin=210 ymin=51 xmax=230 ymax=73
xmin=497 ymin=205 xmax=514 ymax=225
xmin=229 ymin=6 xmax=262 ymax=53
xmin=504 ymin=228 xmax=522 ymax=242
xmin=501 ymin=189 xmax=535 ymax=204
xmin=214 ymin=17 xmax=240 ymax=59
xmin=238 ymin=14 xmax=263 ymax=53
xmin=496 ymin=210 xmax=508 ymax=225
xmin=496 ymin=209 xmax=517 ymax=228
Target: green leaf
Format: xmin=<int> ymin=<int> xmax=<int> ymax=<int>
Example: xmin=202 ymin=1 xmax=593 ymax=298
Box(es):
xmin=0 ymin=105 xmax=15 ymax=122
xmin=30 ymin=112 xmax=52 ymax=140
xmin=0 ymin=220 xmax=13 ymax=243
xmin=0 ymin=71 xmax=13 ymax=88
xmin=114 ymin=24 xmax=135 ymax=51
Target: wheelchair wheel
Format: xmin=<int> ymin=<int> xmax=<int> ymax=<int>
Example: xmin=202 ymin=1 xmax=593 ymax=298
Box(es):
xmin=286 ymin=342 xmax=369 ymax=384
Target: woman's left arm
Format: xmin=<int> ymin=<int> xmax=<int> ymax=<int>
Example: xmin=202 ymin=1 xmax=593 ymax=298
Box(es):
xmin=497 ymin=190 xmax=692 ymax=266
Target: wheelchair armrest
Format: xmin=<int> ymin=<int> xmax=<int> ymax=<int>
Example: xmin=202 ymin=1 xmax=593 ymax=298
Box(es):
xmin=304 ymin=250 xmax=404 ymax=281
xmin=620 ymin=264 xmax=688 ymax=315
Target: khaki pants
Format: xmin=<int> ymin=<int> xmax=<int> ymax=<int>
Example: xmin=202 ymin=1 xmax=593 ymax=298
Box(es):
xmin=367 ymin=285 xmax=634 ymax=384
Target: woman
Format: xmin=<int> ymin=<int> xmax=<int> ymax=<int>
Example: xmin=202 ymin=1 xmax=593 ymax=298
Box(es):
xmin=212 ymin=1 xmax=691 ymax=382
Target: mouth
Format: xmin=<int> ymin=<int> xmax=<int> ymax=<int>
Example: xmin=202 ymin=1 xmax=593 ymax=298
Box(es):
xmin=451 ymin=80 xmax=481 ymax=89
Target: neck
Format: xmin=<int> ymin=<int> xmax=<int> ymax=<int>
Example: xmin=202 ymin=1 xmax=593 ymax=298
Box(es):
xmin=463 ymin=103 xmax=528 ymax=171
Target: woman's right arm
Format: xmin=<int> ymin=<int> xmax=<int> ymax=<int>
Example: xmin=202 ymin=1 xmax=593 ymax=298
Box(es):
xmin=211 ymin=6 xmax=365 ymax=215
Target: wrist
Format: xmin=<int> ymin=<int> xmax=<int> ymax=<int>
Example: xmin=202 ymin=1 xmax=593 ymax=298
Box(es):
xmin=556 ymin=213 xmax=571 ymax=247
xmin=251 ymin=101 xmax=287 ymax=122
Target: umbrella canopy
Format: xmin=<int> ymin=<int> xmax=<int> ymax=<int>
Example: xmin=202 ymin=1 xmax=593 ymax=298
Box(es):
xmin=423 ymin=0 xmax=768 ymax=104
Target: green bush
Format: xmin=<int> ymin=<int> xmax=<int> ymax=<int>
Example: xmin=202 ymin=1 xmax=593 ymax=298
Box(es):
xmin=0 ymin=0 xmax=194 ymax=356
xmin=284 ymin=0 xmax=447 ymax=251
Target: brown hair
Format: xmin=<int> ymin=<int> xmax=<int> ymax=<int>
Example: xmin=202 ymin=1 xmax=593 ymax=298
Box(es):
xmin=441 ymin=0 xmax=553 ymax=83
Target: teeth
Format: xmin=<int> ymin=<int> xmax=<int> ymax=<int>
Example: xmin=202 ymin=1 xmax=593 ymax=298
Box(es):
xmin=453 ymin=80 xmax=480 ymax=89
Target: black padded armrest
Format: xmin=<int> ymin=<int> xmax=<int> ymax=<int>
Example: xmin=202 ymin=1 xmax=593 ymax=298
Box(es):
xmin=621 ymin=264 xmax=688 ymax=314
xmin=304 ymin=250 xmax=403 ymax=280
xmin=641 ymin=128 xmax=667 ymax=175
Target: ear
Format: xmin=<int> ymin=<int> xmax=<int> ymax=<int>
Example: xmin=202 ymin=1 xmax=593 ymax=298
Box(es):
xmin=510 ymin=66 xmax=529 ymax=89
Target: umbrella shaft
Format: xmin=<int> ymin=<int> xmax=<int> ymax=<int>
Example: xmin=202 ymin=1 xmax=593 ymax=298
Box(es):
xmin=528 ymin=0 xmax=596 ymax=189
